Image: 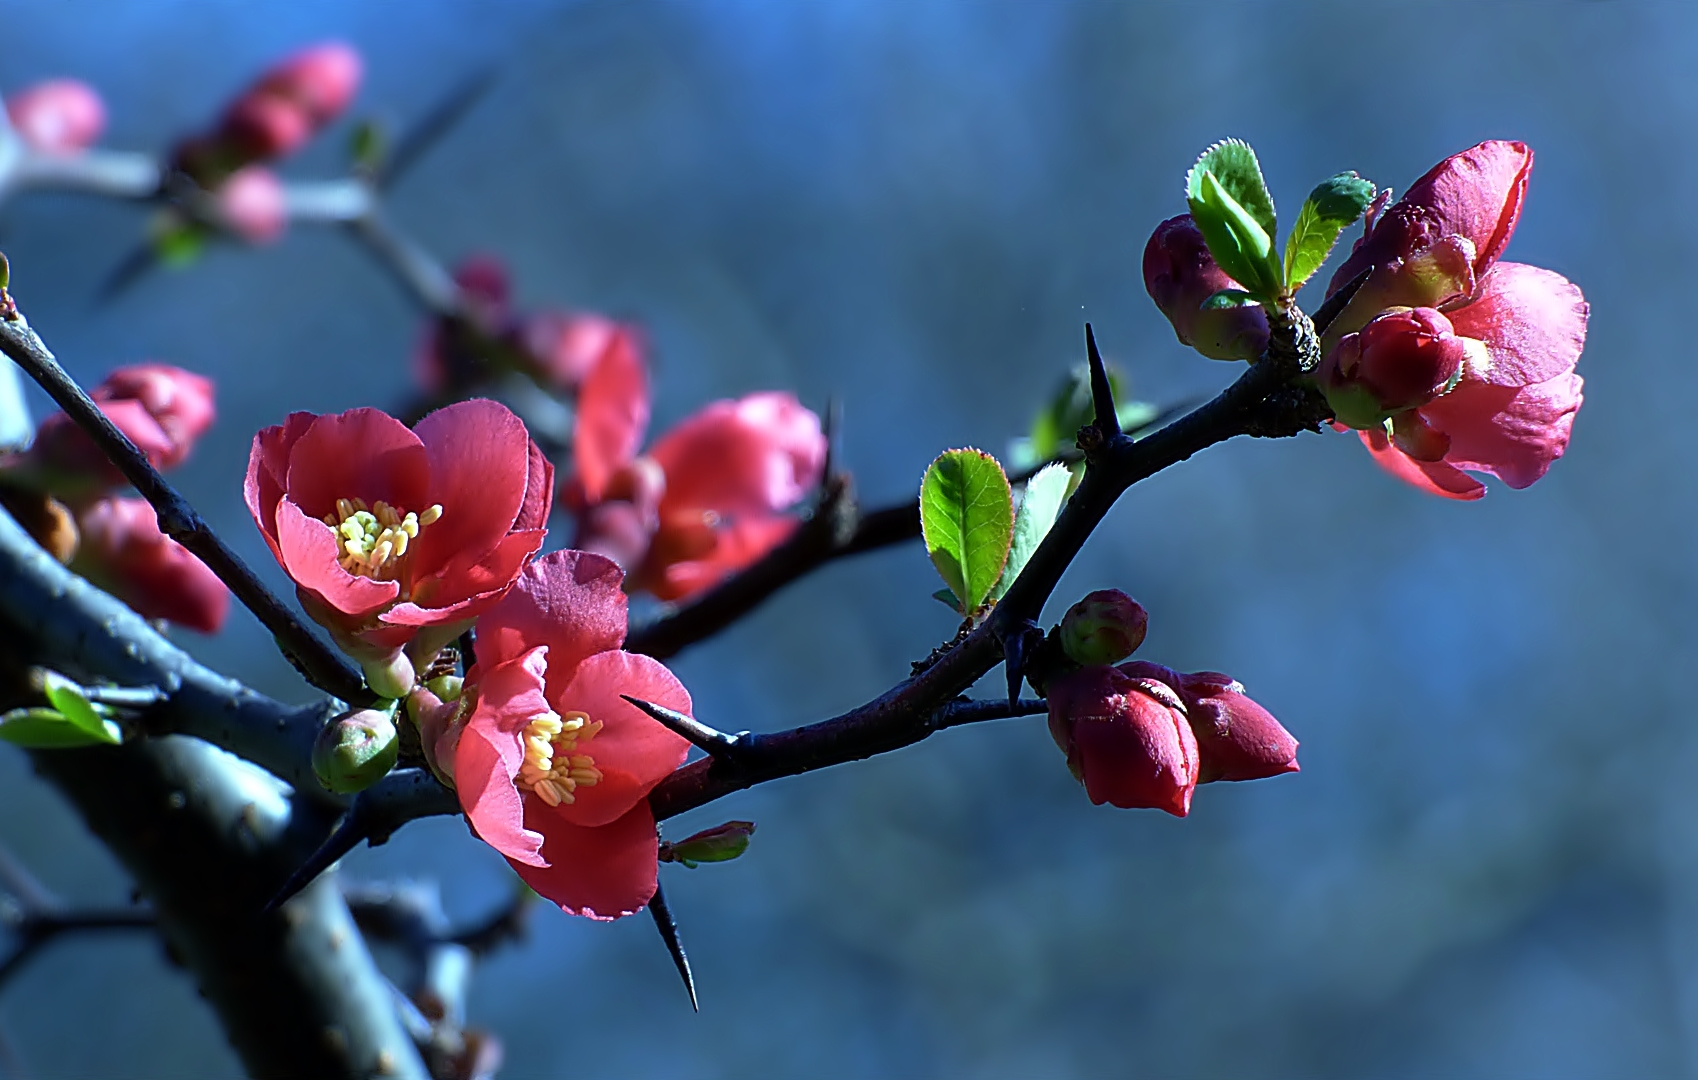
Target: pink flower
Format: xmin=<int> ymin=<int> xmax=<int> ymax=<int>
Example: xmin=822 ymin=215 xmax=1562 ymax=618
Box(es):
xmin=521 ymin=313 xmax=632 ymax=393
xmin=251 ymin=42 xmax=362 ymax=127
xmin=215 ymin=166 xmax=287 ymax=244
xmin=5 ymin=79 xmax=105 ymax=154
xmin=1124 ymin=662 xmax=1299 ymax=784
xmin=72 ymin=497 xmax=229 ymax=633
xmin=1321 ymin=142 xmax=1587 ymax=498
xmin=1047 ymin=664 xmax=1199 ymax=816
xmin=173 ymin=42 xmax=361 ymax=183
xmin=243 ymin=400 xmax=552 ymax=682
xmin=1143 ymin=214 xmax=1270 ymax=361
xmin=7 ymin=364 xmax=215 ymax=498
xmin=426 ymin=550 xmax=691 ymax=919
xmin=567 ymin=341 xmax=827 ymax=601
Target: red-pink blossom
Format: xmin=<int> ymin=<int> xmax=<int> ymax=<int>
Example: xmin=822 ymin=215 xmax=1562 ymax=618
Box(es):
xmin=7 ymin=364 xmax=215 ymax=498
xmin=251 ymin=42 xmax=362 ymax=126
xmin=72 ymin=497 xmax=229 ymax=633
xmin=521 ymin=313 xmax=633 ymax=393
xmin=1318 ymin=306 xmax=1475 ymax=429
xmin=1143 ymin=213 xmax=1270 ymax=361
xmin=568 ymin=340 xmax=827 ymax=601
xmin=5 ymin=79 xmax=105 ymax=154
xmin=174 ymin=42 xmax=361 ymax=183
xmin=1321 ymin=142 xmax=1587 ymax=498
xmin=216 ymin=166 xmax=287 ymax=244
xmin=244 ymin=400 xmax=552 ymax=668
xmin=1123 ymin=662 xmax=1299 ymax=784
xmin=1047 ymin=664 xmax=1198 ymax=816
xmin=427 ymin=550 xmax=691 ymax=919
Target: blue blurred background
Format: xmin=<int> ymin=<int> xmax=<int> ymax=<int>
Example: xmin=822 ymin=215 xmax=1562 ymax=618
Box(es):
xmin=0 ymin=1 xmax=1690 ymax=1076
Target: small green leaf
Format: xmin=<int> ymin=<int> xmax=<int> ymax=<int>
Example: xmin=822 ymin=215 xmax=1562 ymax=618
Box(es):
xmin=1185 ymin=139 xmax=1277 ymax=240
xmin=1012 ymin=363 xmax=1154 ymax=470
xmin=349 ymin=119 xmax=387 ymax=172
xmin=990 ymin=463 xmax=1072 ymax=601
xmin=154 ymin=223 xmax=205 ymax=268
xmin=0 ymin=707 xmax=121 ymax=748
xmin=1116 ymin=400 xmax=1159 ymax=434
xmin=919 ymin=448 xmax=1015 ymax=612
xmin=932 ymin=587 xmax=963 ymax=612
xmin=1284 ymin=172 xmax=1377 ymax=290
xmin=41 ymin=673 xmax=120 ymax=745
xmin=1200 ymin=288 xmax=1260 ymax=311
xmin=1188 ymin=171 xmax=1282 ymax=299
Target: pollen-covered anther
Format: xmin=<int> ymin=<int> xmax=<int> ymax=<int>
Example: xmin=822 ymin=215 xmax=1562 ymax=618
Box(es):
xmin=516 ymin=710 xmax=604 ymax=808
xmin=320 ymin=498 xmax=444 ymax=582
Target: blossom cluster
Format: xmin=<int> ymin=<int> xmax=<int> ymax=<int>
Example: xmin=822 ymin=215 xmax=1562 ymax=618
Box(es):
xmin=0 ymin=364 xmax=228 ymax=633
xmin=1144 ymin=140 xmax=1587 ymax=499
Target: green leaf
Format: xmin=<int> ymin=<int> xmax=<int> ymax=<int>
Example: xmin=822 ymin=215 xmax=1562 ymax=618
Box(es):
xmin=154 ymin=223 xmax=205 ymax=268
xmin=1185 ymin=139 xmax=1277 ymax=239
xmin=1284 ymin=172 xmax=1377 ymax=290
xmin=1011 ymin=363 xmax=1155 ymax=470
xmin=990 ymin=463 xmax=1072 ymax=601
xmin=1200 ymin=288 xmax=1260 ymax=311
xmin=919 ymin=449 xmax=1014 ymax=612
xmin=0 ymin=707 xmax=121 ymax=748
xmin=41 ymin=673 xmax=120 ymax=745
xmin=932 ymin=587 xmax=963 ymax=612
xmin=1116 ymin=400 xmax=1159 ymax=435
xmin=349 ymin=119 xmax=387 ymax=172
xmin=1187 ymin=171 xmax=1282 ymax=299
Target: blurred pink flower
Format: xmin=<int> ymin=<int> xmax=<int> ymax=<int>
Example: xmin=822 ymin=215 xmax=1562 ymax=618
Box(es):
xmin=5 ymin=79 xmax=104 ymax=154
xmin=73 ymin=497 xmax=229 ymax=633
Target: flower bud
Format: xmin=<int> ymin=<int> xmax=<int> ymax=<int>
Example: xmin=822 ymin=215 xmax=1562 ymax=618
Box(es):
xmin=424 ymin=674 xmax=463 ymax=703
xmin=5 ymin=79 xmax=105 ymax=154
xmin=1046 ymin=665 xmax=1198 ymax=816
xmin=312 ymin=707 xmax=400 ymax=794
xmin=253 ymin=42 xmax=362 ymax=126
xmin=1143 ymin=214 xmax=1270 ymax=361
xmin=1319 ymin=307 xmax=1479 ymax=429
xmin=1059 ymin=589 xmax=1148 ymax=666
xmin=662 ymin=821 xmax=757 ymax=868
xmin=1166 ymin=668 xmax=1298 ymax=784
xmin=219 ymin=92 xmax=311 ymax=163
xmin=72 ymin=497 xmax=230 ymax=633
xmin=215 ymin=166 xmax=287 ymax=244
xmin=360 ymin=649 xmax=416 ymax=701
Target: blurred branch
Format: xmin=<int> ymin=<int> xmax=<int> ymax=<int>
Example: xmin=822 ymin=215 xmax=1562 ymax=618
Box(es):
xmin=648 ymin=314 xmax=1331 ymax=822
xmin=0 ymin=293 xmax=373 ymax=706
xmin=0 ymin=844 xmax=154 ymax=992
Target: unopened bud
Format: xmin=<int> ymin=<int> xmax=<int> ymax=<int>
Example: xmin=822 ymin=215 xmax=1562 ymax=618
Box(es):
xmin=424 ymin=675 xmax=463 ymax=703
xmin=1059 ymin=589 xmax=1148 ymax=666
xmin=361 ymin=649 xmax=416 ymax=700
xmin=1318 ymin=307 xmax=1478 ymax=430
xmin=312 ymin=707 xmax=399 ymax=794
xmin=662 ymin=821 xmax=756 ymax=868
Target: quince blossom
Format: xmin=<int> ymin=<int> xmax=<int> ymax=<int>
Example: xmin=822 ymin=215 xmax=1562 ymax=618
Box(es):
xmin=416 ymin=550 xmax=691 ymax=919
xmin=244 ymin=399 xmax=551 ymax=687
xmin=71 ymin=497 xmax=229 ymax=634
xmin=1321 ymin=141 xmax=1587 ymax=499
xmin=5 ymin=79 xmax=105 ymax=154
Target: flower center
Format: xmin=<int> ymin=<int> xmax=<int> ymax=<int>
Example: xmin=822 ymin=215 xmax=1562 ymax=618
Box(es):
xmin=516 ymin=710 xmax=605 ymax=808
xmin=321 ymin=498 xmax=443 ymax=582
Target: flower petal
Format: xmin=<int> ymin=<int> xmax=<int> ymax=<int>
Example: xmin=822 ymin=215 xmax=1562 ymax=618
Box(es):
xmin=282 ymin=408 xmax=429 ymax=522
xmin=646 ymin=515 xmax=798 ymax=602
xmin=512 ymin=801 xmax=661 ymax=920
xmin=513 ymin=436 xmax=555 ymax=533
xmin=408 ymin=399 xmax=533 ymax=577
xmin=1447 ymin=262 xmax=1588 ymax=389
xmin=243 ymin=412 xmax=316 ymax=563
xmin=651 ymin=393 xmax=825 ymax=518
xmin=382 ymin=528 xmax=546 ymax=625
xmin=1420 ymin=372 xmax=1584 ymax=489
xmin=274 ymin=498 xmax=398 ymax=616
xmin=454 ymin=647 xmax=552 ymax=867
xmin=474 ymin=549 xmax=629 ymax=685
xmin=573 ymin=331 xmax=650 ymax=505
xmin=1356 ymin=428 xmax=1485 ymax=500
xmin=1401 ymin=139 xmax=1531 ymax=276
xmin=554 ymin=650 xmax=691 ymax=829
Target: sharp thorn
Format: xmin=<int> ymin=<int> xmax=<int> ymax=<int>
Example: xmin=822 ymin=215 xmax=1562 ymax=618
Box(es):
xmin=1084 ymin=323 xmax=1121 ymax=440
xmin=647 ymin=882 xmax=698 ymax=1012
xmin=621 ymin=695 xmax=746 ymax=762
xmin=262 ymin=810 xmax=366 ymax=913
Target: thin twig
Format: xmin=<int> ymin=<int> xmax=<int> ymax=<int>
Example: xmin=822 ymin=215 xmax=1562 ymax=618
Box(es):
xmin=0 ymin=297 xmax=371 ymax=705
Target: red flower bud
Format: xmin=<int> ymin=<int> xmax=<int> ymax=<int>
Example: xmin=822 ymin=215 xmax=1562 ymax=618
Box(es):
xmin=5 ymin=79 xmax=104 ymax=154
xmin=218 ymin=92 xmax=311 ymax=163
xmin=1318 ymin=307 xmax=1478 ymax=429
xmin=1162 ymin=667 xmax=1298 ymax=784
xmin=1143 ymin=214 xmax=1270 ymax=361
xmin=1059 ymin=589 xmax=1148 ymax=666
xmin=215 ymin=166 xmax=287 ymax=244
xmin=252 ymin=42 xmax=362 ymax=127
xmin=71 ymin=497 xmax=230 ymax=633
xmin=1046 ymin=665 xmax=1198 ymax=816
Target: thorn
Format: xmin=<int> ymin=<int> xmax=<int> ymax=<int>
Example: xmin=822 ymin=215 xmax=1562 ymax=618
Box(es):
xmin=1311 ymin=266 xmax=1371 ymax=335
xmin=93 ymin=242 xmax=162 ymax=306
xmin=1084 ymin=324 xmax=1121 ymax=440
xmin=1001 ymin=621 xmax=1042 ymax=706
xmin=647 ymin=882 xmax=698 ymax=1012
xmin=382 ymin=67 xmax=499 ymax=189
xmin=621 ymin=695 xmax=750 ymax=763
xmin=263 ymin=809 xmax=367 ymax=913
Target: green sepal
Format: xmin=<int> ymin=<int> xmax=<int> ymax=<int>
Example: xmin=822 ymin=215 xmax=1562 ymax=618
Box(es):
xmin=919 ymin=449 xmax=1015 ymax=613
xmin=990 ymin=463 xmax=1072 ymax=601
xmin=1284 ymin=172 xmax=1377 ymax=290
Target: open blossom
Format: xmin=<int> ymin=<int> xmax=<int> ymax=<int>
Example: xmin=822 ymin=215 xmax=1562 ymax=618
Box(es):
xmin=417 ymin=550 xmax=691 ymax=918
xmin=5 ymin=79 xmax=105 ymax=154
xmin=244 ymin=399 xmax=552 ymax=681
xmin=568 ymin=338 xmax=827 ymax=601
xmin=71 ymin=497 xmax=229 ymax=633
xmin=4 ymin=364 xmax=215 ymax=499
xmin=1321 ymin=141 xmax=1587 ymax=499
xmin=1143 ymin=214 xmax=1270 ymax=361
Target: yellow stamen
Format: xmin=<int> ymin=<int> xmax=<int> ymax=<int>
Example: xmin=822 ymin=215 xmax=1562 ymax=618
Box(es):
xmin=515 ymin=710 xmax=604 ymax=807
xmin=322 ymin=497 xmax=444 ymax=586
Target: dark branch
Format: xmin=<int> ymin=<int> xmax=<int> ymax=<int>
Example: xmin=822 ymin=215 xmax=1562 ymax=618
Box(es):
xmin=0 ymin=294 xmax=371 ymax=705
